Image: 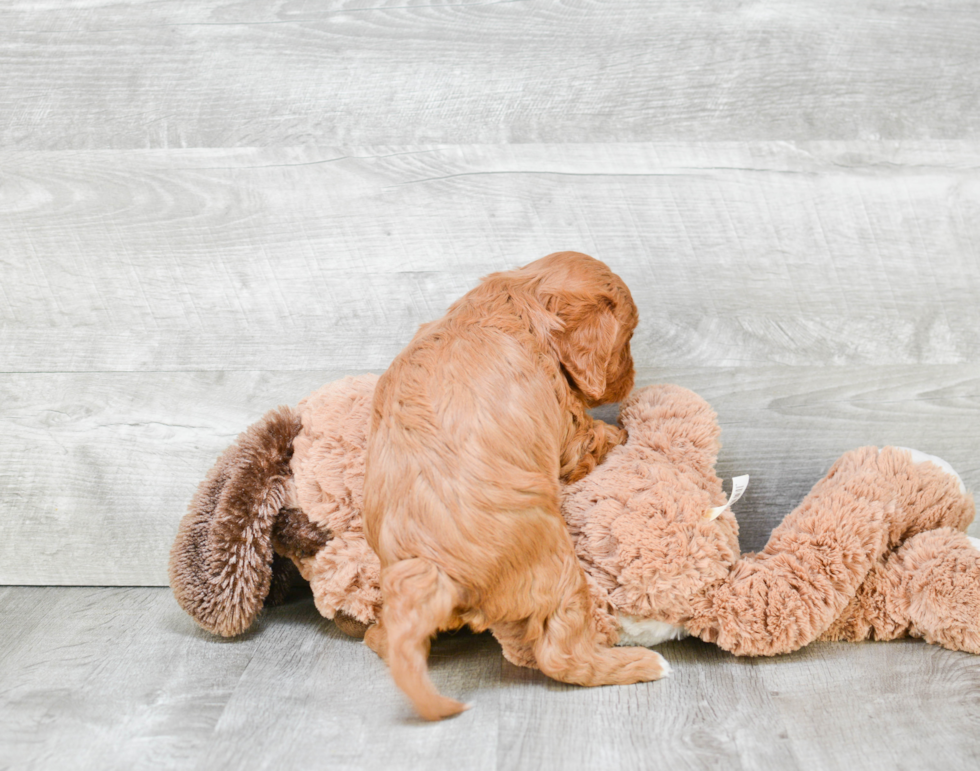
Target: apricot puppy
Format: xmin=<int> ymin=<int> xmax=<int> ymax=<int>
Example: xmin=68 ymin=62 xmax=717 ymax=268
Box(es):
xmin=363 ymin=252 xmax=666 ymax=720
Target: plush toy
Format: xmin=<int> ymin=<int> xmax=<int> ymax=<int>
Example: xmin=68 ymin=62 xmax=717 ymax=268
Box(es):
xmin=170 ymin=375 xmax=979 ymax=672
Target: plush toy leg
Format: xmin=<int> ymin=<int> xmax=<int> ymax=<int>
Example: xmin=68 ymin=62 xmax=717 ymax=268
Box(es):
xmin=822 ymin=528 xmax=980 ymax=654
xmin=821 ymin=448 xmax=976 ymax=651
xmin=686 ymin=447 xmax=974 ymax=656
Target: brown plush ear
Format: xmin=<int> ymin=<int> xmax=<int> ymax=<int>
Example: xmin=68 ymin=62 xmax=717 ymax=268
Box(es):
xmin=168 ymin=406 xmax=303 ymax=637
xmin=551 ymin=297 xmax=621 ymax=402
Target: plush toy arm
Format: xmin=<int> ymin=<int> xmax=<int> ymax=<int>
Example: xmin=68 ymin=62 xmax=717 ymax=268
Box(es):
xmin=686 ymin=449 xmax=896 ymax=656
xmin=821 ymin=528 xmax=980 ymax=654
xmin=686 ymin=446 xmax=975 ymax=656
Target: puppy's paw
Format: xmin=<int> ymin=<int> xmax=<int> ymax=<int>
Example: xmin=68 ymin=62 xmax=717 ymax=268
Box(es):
xmin=416 ymin=695 xmax=471 ymax=722
xmin=609 ymin=646 xmax=670 ymax=684
xmin=607 ymin=423 xmax=628 ymax=448
xmin=593 ymin=419 xmax=627 ymax=452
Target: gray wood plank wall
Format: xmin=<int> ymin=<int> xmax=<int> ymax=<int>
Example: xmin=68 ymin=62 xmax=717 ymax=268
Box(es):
xmin=3 ymin=1 xmax=980 ymax=147
xmin=1 ymin=1 xmax=978 ymax=588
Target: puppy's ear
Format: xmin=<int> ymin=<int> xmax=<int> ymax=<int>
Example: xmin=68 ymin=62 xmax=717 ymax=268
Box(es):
xmin=551 ymin=298 xmax=620 ymax=402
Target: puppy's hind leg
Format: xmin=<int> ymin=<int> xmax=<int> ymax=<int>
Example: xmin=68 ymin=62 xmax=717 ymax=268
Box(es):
xmin=381 ymin=557 xmax=470 ymax=721
xmin=533 ymin=558 xmax=669 ymax=687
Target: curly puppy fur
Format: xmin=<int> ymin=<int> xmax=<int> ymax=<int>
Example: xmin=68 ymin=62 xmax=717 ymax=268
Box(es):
xmin=362 ymin=252 xmax=665 ymax=720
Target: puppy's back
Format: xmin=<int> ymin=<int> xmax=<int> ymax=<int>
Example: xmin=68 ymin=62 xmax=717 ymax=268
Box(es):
xmin=366 ymin=296 xmax=563 ymax=562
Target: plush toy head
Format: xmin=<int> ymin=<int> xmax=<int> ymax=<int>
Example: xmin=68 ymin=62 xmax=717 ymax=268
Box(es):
xmin=560 ymin=384 xmax=740 ymax=646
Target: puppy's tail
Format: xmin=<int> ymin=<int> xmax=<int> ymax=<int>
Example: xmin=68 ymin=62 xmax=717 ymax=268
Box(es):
xmin=168 ymin=405 xmax=305 ymax=637
xmin=382 ymin=558 xmax=470 ymax=721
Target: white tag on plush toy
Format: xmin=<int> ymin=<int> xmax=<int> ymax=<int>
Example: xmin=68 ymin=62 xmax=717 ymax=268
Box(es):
xmin=705 ymin=475 xmax=749 ymax=520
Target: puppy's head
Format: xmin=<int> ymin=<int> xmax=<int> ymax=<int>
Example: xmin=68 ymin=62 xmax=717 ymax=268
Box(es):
xmin=522 ymin=252 xmax=638 ymax=406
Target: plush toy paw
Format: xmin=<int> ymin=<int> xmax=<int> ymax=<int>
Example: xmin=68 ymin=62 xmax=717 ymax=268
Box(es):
xmin=896 ymin=528 xmax=980 ymax=655
xmin=889 ymin=447 xmax=966 ymax=494
xmin=866 ymin=446 xmax=975 ymax=543
xmin=334 ymin=610 xmax=371 ymax=639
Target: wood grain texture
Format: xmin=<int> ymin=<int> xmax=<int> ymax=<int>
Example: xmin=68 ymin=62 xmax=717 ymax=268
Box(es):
xmin=2 ymin=365 xmax=976 ymax=585
xmin=3 ymin=0 xmax=979 ymax=763
xmin=0 ymin=587 xmax=501 ymax=771
xmin=3 ymin=142 xmax=979 ymax=372
xmin=2 ymin=0 xmax=980 ymax=149
xmin=499 ymin=635 xmax=980 ymax=770
xmin=0 ymin=370 xmax=354 ymax=586
xmin=3 ymin=586 xmax=980 ymax=770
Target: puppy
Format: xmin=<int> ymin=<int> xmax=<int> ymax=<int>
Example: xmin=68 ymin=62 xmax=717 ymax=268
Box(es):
xmin=363 ymin=252 xmax=666 ymax=720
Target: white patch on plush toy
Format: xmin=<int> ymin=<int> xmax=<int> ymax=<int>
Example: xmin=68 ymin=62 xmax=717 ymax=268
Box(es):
xmin=890 ymin=447 xmax=966 ymax=494
xmin=616 ymin=614 xmax=690 ymax=648
xmin=968 ymin=537 xmax=980 ymax=552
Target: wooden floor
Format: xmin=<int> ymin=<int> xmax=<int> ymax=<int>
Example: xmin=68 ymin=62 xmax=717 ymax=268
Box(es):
xmin=2 ymin=0 xmax=980 ymax=768
xmin=4 ymin=586 xmax=980 ymax=771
